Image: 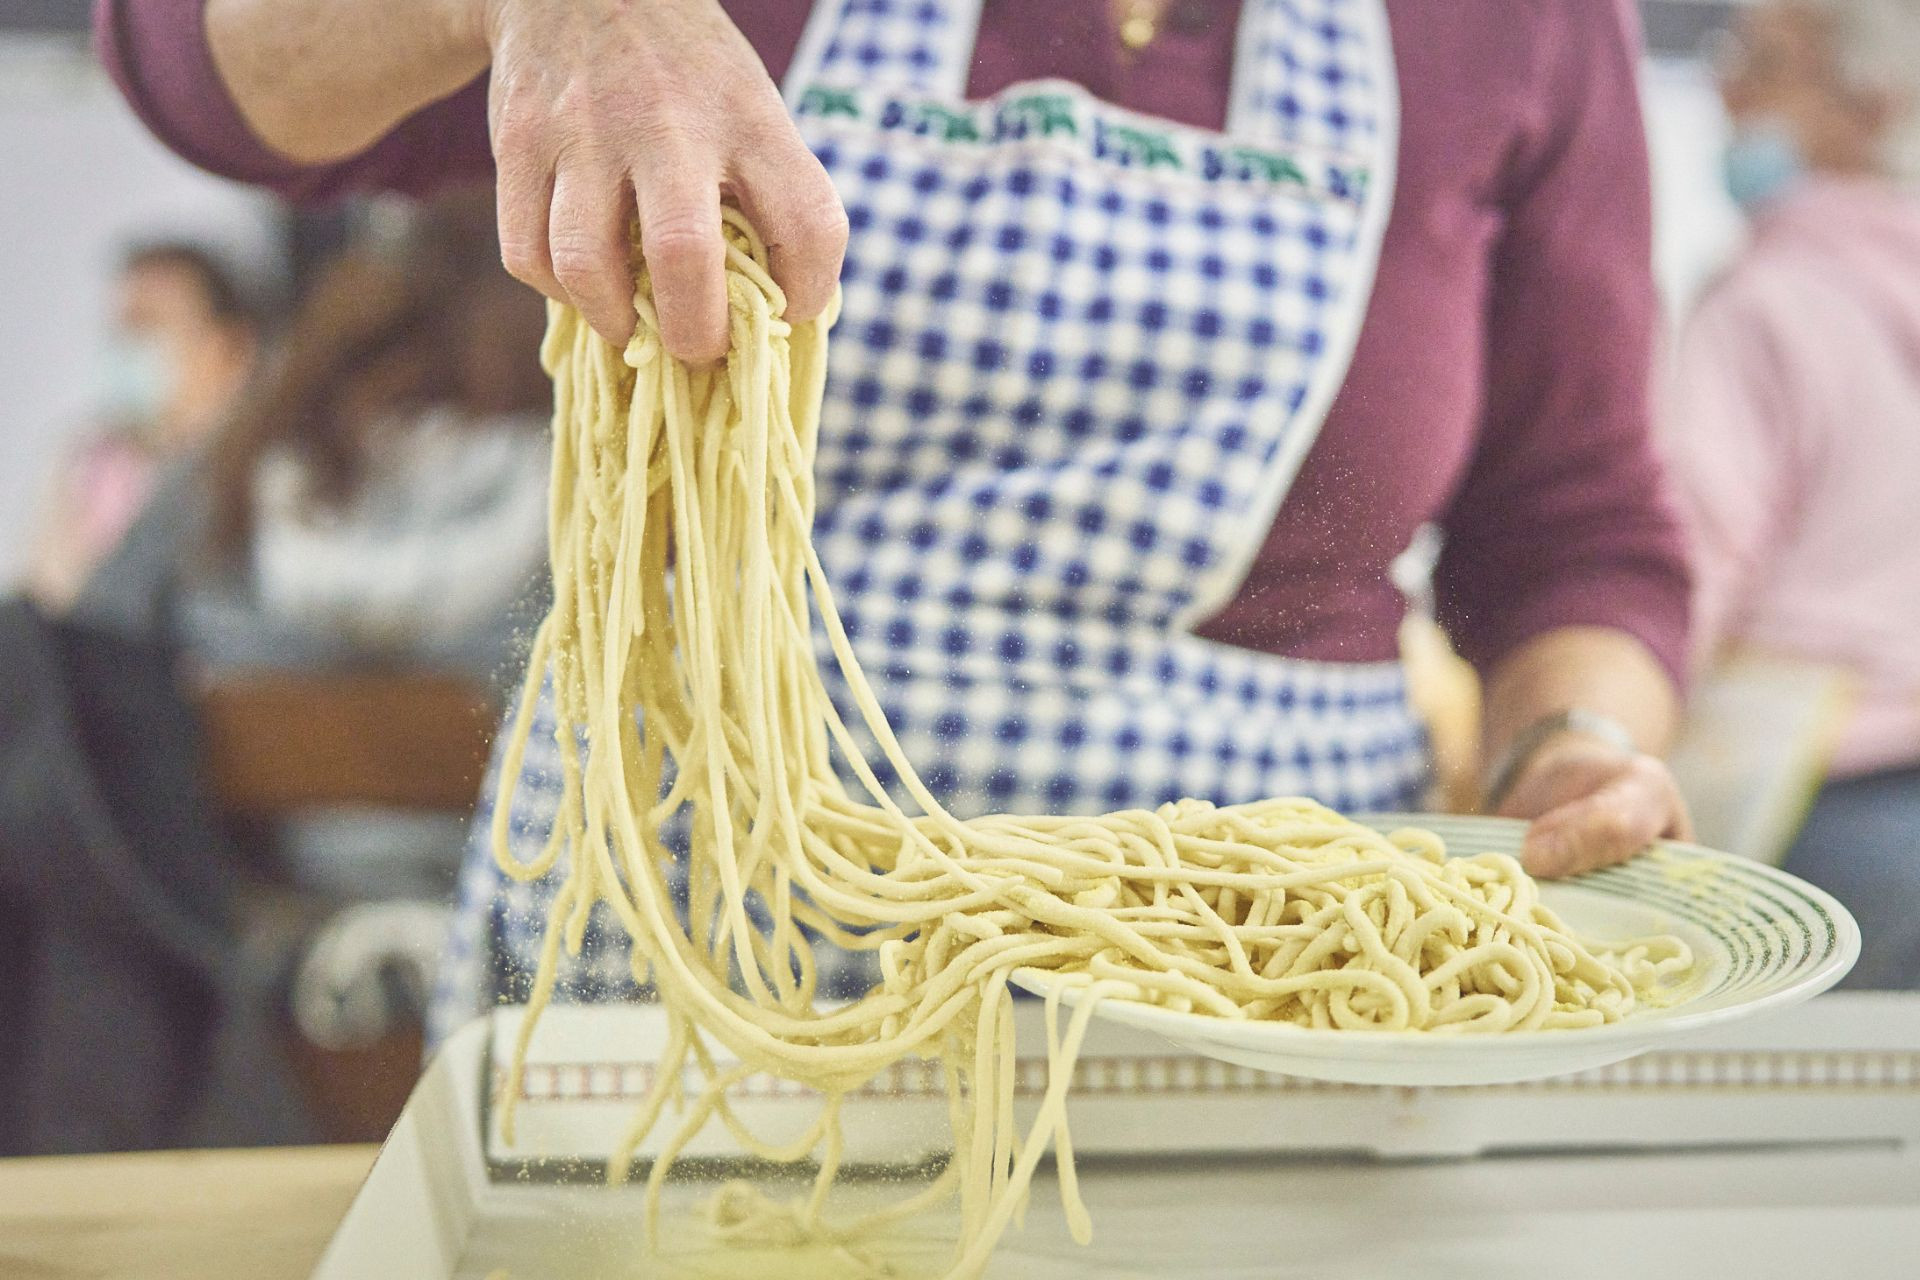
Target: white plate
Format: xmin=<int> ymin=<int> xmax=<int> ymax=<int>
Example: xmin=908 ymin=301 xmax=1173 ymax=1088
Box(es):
xmin=1009 ymin=814 xmax=1861 ymax=1087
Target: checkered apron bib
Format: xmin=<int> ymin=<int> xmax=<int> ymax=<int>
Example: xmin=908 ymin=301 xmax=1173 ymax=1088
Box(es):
xmin=429 ymin=0 xmax=1429 ymax=1040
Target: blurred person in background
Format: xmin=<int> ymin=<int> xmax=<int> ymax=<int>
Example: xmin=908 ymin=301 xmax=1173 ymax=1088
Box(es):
xmin=1664 ymin=0 xmax=1920 ymax=988
xmin=189 ymin=194 xmax=551 ymax=694
xmin=178 ymin=195 xmax=554 ymax=1049
xmin=2 ymin=237 xmax=272 ymax=1152
xmin=1 ymin=196 xmax=551 ymax=1152
xmin=26 ymin=241 xmax=259 ymax=611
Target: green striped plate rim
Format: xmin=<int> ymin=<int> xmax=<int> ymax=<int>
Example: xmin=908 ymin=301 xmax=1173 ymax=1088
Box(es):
xmin=1357 ymin=814 xmax=1859 ymax=1011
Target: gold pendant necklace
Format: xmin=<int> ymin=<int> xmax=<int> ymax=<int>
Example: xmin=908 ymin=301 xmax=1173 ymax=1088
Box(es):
xmin=1116 ymin=0 xmax=1170 ymax=51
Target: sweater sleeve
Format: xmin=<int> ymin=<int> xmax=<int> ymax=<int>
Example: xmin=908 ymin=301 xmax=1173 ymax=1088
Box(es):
xmin=1431 ymin=0 xmax=1692 ymax=689
xmin=93 ymin=0 xmax=494 ymax=204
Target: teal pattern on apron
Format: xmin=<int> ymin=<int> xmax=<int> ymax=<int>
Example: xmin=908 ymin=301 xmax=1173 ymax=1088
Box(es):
xmin=429 ymin=0 xmax=1427 ymax=1043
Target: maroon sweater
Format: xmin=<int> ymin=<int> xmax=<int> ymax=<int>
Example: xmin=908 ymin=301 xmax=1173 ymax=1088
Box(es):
xmin=95 ymin=0 xmax=1691 ymax=684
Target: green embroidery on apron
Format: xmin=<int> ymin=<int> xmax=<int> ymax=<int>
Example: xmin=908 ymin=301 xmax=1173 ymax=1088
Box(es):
xmin=916 ymin=102 xmax=982 ymax=142
xmin=794 ymin=80 xmax=1369 ymax=203
xmin=1226 ymin=147 xmax=1309 ymax=185
xmin=801 ymin=86 xmax=861 ymax=118
xmin=1099 ymin=122 xmax=1183 ymax=169
xmin=1003 ymin=92 xmax=1079 ymax=138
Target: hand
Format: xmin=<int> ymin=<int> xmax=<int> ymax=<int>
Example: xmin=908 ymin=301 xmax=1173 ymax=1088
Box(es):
xmin=480 ymin=0 xmax=848 ymax=359
xmin=1493 ymin=734 xmax=1693 ymax=878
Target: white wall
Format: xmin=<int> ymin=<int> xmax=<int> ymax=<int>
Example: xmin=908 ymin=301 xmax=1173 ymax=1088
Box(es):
xmin=0 ymin=36 xmax=279 ymax=588
xmin=1642 ymin=55 xmax=1748 ymax=330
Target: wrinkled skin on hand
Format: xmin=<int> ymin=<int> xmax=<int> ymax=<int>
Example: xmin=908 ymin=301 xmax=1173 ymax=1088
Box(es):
xmin=483 ymin=0 xmax=848 ymax=359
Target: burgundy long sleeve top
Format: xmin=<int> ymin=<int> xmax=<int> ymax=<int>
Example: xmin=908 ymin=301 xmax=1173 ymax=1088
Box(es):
xmin=95 ymin=0 xmax=1691 ymax=684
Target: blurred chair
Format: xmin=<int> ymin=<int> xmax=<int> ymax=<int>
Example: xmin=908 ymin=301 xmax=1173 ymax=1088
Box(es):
xmin=1665 ymin=656 xmax=1854 ymax=866
xmin=199 ymin=672 xmax=494 ymax=817
xmin=194 ymin=670 xmax=494 ymax=1142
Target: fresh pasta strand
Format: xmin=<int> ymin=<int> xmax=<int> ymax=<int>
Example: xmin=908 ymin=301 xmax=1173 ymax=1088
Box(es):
xmin=492 ymin=210 xmax=1692 ymax=1278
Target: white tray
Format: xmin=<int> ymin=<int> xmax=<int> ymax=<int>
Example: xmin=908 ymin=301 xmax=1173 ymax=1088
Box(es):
xmin=316 ymin=993 xmax=1920 ymax=1278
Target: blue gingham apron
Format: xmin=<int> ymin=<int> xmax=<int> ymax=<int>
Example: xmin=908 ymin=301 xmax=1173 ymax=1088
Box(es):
xmin=430 ymin=0 xmax=1427 ymax=1042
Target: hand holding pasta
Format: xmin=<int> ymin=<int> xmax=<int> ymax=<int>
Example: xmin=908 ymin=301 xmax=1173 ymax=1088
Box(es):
xmin=483 ymin=0 xmax=847 ymax=359
xmin=494 ymin=213 xmax=1692 ymax=1277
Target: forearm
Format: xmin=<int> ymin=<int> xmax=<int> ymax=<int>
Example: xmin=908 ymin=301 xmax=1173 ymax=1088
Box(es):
xmin=1482 ymin=625 xmax=1680 ymax=765
xmin=205 ymin=0 xmax=487 ymax=162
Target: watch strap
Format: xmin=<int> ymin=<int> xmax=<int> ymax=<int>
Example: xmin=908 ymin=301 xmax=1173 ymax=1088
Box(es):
xmin=1482 ymin=707 xmax=1637 ymax=811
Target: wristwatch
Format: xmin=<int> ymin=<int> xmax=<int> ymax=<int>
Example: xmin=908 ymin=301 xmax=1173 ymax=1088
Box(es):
xmin=1481 ymin=707 xmax=1638 ymax=811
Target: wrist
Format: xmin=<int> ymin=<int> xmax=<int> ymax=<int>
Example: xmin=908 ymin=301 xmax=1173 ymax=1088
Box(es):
xmin=408 ymin=0 xmax=498 ymax=113
xmin=409 ymin=0 xmax=506 ymax=66
xmin=443 ymin=0 xmax=499 ymax=57
xmin=1482 ymin=708 xmax=1637 ymax=811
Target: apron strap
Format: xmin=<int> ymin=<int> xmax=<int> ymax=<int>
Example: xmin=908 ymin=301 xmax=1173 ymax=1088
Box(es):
xmin=782 ymin=0 xmax=987 ymax=104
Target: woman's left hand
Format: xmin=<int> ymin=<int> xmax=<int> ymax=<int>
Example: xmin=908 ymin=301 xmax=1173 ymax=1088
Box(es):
xmin=1494 ymin=735 xmax=1693 ymax=878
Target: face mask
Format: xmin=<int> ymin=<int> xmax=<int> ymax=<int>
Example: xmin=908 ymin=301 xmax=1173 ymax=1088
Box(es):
xmin=1721 ymin=119 xmax=1806 ymax=212
xmin=95 ymin=332 xmax=177 ymax=425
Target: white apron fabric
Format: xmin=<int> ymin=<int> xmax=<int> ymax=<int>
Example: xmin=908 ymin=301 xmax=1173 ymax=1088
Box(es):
xmin=431 ymin=0 xmax=1427 ymax=1037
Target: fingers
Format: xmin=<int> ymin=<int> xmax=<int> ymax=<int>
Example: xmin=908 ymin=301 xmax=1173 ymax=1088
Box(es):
xmin=497 ymin=151 xmax=560 ymax=305
xmin=1521 ymin=756 xmax=1681 ymax=879
xmin=732 ymin=140 xmax=849 ymax=323
xmin=485 ymin=1 xmax=845 ymax=362
xmin=636 ymin=157 xmax=728 ymax=363
xmin=1669 ymin=794 xmax=1697 ymax=843
xmin=548 ymin=161 xmax=639 ymax=348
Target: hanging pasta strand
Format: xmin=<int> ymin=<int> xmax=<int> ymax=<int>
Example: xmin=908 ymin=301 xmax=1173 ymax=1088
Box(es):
xmin=490 ymin=211 xmax=1692 ymax=1279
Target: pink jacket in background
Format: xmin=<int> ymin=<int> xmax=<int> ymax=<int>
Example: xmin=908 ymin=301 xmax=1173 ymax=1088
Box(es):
xmin=1664 ymin=178 xmax=1920 ymax=777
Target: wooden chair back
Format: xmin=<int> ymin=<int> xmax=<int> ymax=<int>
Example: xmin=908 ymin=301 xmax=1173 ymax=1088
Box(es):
xmin=192 ymin=669 xmax=499 ymax=1143
xmin=196 ymin=671 xmax=496 ymax=818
